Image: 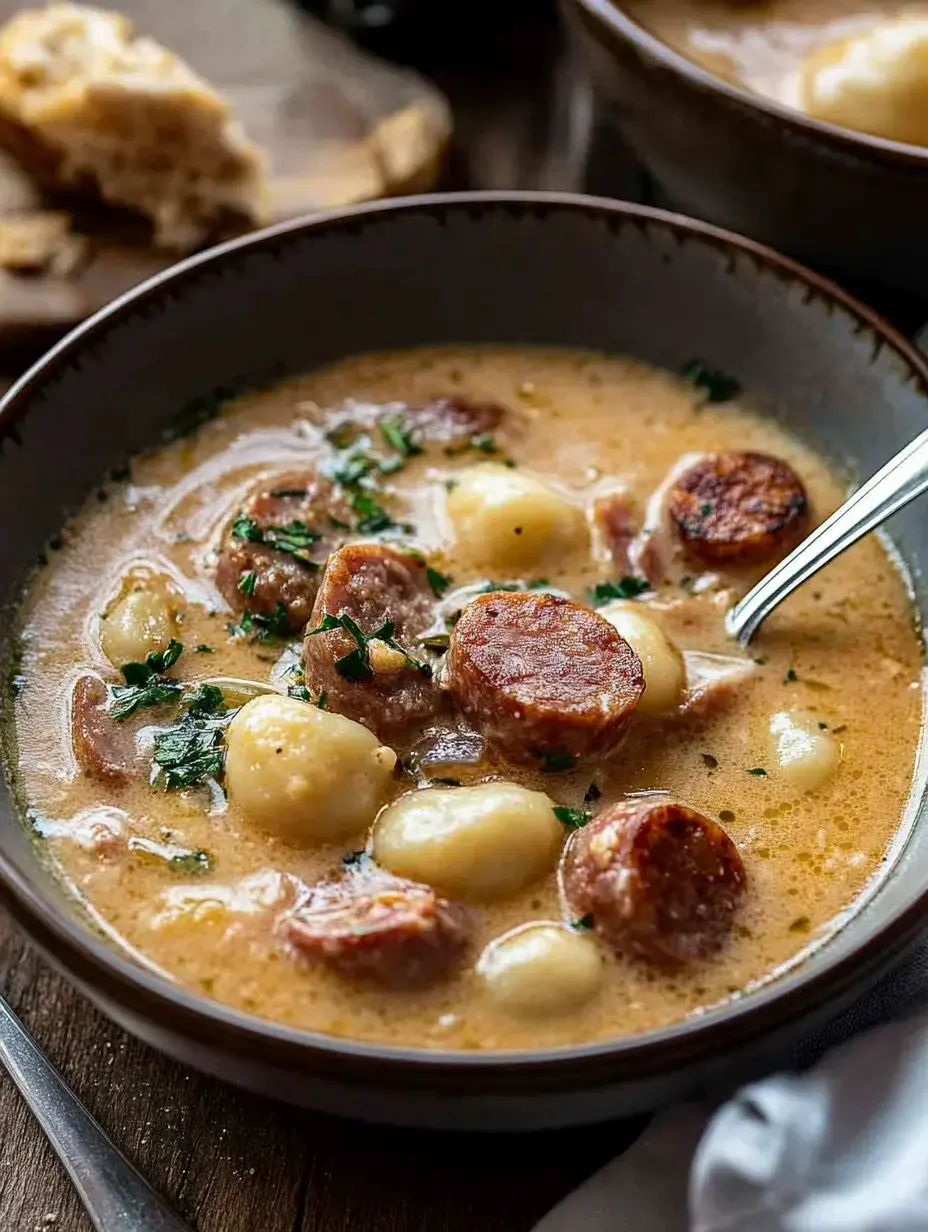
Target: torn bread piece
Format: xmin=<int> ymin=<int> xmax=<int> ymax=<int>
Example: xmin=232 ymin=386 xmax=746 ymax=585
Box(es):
xmin=0 ymin=208 xmax=85 ymax=273
xmin=0 ymin=4 xmax=267 ymax=250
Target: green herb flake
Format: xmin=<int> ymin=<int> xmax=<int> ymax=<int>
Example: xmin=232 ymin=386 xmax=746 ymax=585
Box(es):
xmin=380 ymin=415 xmax=423 ymax=459
xmin=426 ymin=565 xmax=451 ymax=598
xmin=110 ymin=639 xmax=185 ymax=719
xmin=818 ymin=721 xmax=829 ymax=730
xmin=682 ymin=359 xmax=742 ymax=404
xmin=553 ymin=805 xmax=591 ymax=830
xmin=195 ymin=644 xmax=214 ymax=654
xmin=230 ymin=514 xmax=321 ymax=565
xmin=590 ymin=576 xmax=651 ymax=605
xmin=227 ymin=603 xmax=291 ymax=643
xmin=270 ymin=487 xmax=307 ymax=499
xmin=420 ymin=632 xmax=451 ymax=652
xmin=306 ymin=612 xmax=429 ymax=683
xmin=747 ymin=767 xmax=768 ymax=777
xmin=533 ymin=749 xmax=578 ymax=773
xmin=152 ymin=685 xmax=233 ymax=791
xmin=238 ymin=570 xmax=257 ymax=597
xmin=783 ymin=668 xmax=798 ymax=684
xmin=170 ymin=850 xmax=213 ymax=875
xmin=583 ymin=782 xmax=602 ymax=804
xmin=699 ymin=504 xmax=712 ymax=516
xmin=572 ymin=914 xmax=595 ymax=931
xmin=351 ymin=490 xmax=397 ymax=535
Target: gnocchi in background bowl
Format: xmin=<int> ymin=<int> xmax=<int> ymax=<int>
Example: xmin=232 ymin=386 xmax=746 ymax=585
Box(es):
xmin=1 ymin=194 xmax=928 ymax=1129
xmin=565 ymin=0 xmax=928 ymax=295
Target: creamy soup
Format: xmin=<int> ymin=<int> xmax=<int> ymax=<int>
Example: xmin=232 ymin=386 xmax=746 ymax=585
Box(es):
xmin=624 ymin=0 xmax=928 ymax=147
xmin=6 ymin=346 xmax=923 ymax=1051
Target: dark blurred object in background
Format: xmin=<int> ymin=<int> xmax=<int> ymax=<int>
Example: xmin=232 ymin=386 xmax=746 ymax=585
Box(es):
xmin=293 ymin=0 xmax=649 ymax=199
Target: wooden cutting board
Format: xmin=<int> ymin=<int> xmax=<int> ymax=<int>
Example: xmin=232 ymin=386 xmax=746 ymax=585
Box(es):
xmin=0 ymin=0 xmax=451 ymax=345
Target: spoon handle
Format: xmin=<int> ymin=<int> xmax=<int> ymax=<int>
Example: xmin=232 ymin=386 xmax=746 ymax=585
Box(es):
xmin=726 ymin=425 xmax=928 ymax=645
xmin=0 ymin=993 xmax=192 ymax=1232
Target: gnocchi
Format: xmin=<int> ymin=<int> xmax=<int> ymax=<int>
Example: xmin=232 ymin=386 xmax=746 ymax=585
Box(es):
xmin=99 ymin=582 xmax=178 ymax=666
xmin=372 ymin=782 xmax=563 ymax=901
xmin=769 ymin=710 xmax=841 ymax=794
xmin=599 ymin=600 xmax=685 ymax=717
xmin=225 ymin=695 xmax=397 ymax=843
xmin=445 ymin=463 xmax=588 ymax=571
xmin=476 ymin=923 xmax=603 ymax=1018
xmin=799 ymin=20 xmax=928 ymax=146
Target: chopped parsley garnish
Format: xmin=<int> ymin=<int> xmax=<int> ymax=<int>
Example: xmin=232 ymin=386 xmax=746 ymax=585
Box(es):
xmin=230 ymin=514 xmax=321 ymax=565
xmin=589 ymin=576 xmax=650 ymax=605
xmin=305 ymin=612 xmax=430 ymax=682
xmin=379 ymin=415 xmax=422 ymax=458
xmin=287 ymin=683 xmax=328 ymax=709
xmin=532 ymin=749 xmax=578 ymax=773
xmin=572 ymin=914 xmax=595 ymax=931
xmin=170 ymin=850 xmax=213 ymax=875
xmin=227 ymin=603 xmax=290 ymax=642
xmin=351 ymin=490 xmax=397 ymax=535
xmin=682 ymin=360 xmax=742 ymax=404
xmin=783 ymin=668 xmax=798 ymax=684
xmin=471 ymin=432 xmax=498 ymax=455
xmin=426 ymin=566 xmax=451 ymax=598
xmin=326 ymin=422 xmax=361 ymax=450
xmin=583 ymin=782 xmax=602 ymax=804
xmin=747 ymin=767 xmax=768 ymax=777
xmin=420 ymin=633 xmax=451 ymax=652
xmin=110 ymin=639 xmax=184 ymax=719
xmin=699 ymin=504 xmax=712 ymax=516
xmin=818 ymin=721 xmax=828 ymax=730
xmin=333 ymin=450 xmax=376 ymax=487
xmin=238 ymin=570 xmax=257 ymax=597
xmin=195 ymin=644 xmax=214 ymax=654
xmin=478 ymin=578 xmax=551 ymax=595
xmin=553 ymin=805 xmax=591 ymax=830
xmin=151 ymin=683 xmax=233 ymax=790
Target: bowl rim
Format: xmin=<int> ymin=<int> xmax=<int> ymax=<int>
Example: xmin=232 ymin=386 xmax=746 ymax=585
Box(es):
xmin=3 ymin=188 xmax=928 ymax=1078
xmin=569 ymin=0 xmax=928 ymax=167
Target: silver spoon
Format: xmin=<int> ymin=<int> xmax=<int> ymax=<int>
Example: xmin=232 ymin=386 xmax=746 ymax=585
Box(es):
xmin=726 ymin=426 xmax=928 ymax=646
xmin=0 ymin=993 xmax=193 ymax=1231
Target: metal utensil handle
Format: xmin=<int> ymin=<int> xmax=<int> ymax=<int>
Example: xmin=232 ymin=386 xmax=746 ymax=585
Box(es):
xmin=0 ymin=994 xmax=192 ymax=1232
xmin=726 ymin=425 xmax=928 ymax=645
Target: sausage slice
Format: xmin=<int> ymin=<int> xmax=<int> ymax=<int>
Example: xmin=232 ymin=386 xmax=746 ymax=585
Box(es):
xmin=302 ymin=543 xmax=442 ymax=739
xmin=668 ymin=451 xmax=808 ymax=565
xmin=283 ymin=871 xmax=471 ymax=987
xmin=71 ymin=674 xmax=131 ymax=783
xmin=562 ymin=798 xmax=746 ymax=965
xmin=216 ymin=472 xmax=350 ymax=633
xmin=403 ymin=395 xmax=505 ymax=447
xmin=447 ymin=591 xmax=644 ymax=766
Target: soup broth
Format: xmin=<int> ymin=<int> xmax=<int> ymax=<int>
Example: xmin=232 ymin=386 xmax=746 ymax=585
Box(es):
xmin=8 ymin=346 xmax=923 ymax=1051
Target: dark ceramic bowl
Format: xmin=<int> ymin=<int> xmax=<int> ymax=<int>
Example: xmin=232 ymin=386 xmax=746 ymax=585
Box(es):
xmin=563 ymin=0 xmax=928 ymax=300
xmin=0 ymin=192 xmax=927 ymax=1130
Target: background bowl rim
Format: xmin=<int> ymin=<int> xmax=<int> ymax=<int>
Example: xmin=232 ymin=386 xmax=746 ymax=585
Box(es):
xmin=569 ymin=0 xmax=928 ymax=167
xmin=3 ymin=188 xmax=928 ymax=1077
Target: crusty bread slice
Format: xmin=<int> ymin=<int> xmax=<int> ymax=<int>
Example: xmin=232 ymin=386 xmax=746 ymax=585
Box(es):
xmin=0 ymin=4 xmax=267 ymax=250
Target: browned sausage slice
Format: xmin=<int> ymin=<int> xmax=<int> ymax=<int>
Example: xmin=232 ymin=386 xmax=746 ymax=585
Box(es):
xmin=403 ymin=395 xmax=505 ymax=447
xmin=71 ymin=674 xmax=131 ymax=783
xmin=283 ymin=871 xmax=471 ymax=987
xmin=302 ymin=543 xmax=442 ymax=739
xmin=593 ymin=491 xmax=640 ymax=575
xmin=216 ymin=472 xmax=350 ymax=633
xmin=562 ymin=798 xmax=746 ymax=965
xmin=668 ymin=451 xmax=808 ymax=565
xmin=447 ymin=592 xmax=644 ymax=767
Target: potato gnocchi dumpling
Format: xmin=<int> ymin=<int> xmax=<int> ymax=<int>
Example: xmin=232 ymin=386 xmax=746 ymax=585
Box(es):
xmin=476 ymin=922 xmax=604 ymax=1018
xmin=372 ymin=782 xmax=563 ymax=901
xmin=445 ymin=462 xmax=588 ymax=570
xmin=598 ymin=600 xmax=685 ymax=717
xmin=225 ymin=695 xmax=397 ymax=844
xmin=799 ymin=20 xmax=928 ymax=146
xmin=99 ymin=582 xmax=178 ymax=666
xmin=769 ymin=709 xmax=841 ymax=794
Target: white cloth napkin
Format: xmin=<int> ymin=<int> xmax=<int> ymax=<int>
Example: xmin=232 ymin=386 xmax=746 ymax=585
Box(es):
xmin=534 ymin=936 xmax=928 ymax=1232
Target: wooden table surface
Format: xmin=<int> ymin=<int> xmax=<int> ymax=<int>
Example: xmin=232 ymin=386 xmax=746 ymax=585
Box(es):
xmin=0 ymin=3 xmax=649 ymax=1230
